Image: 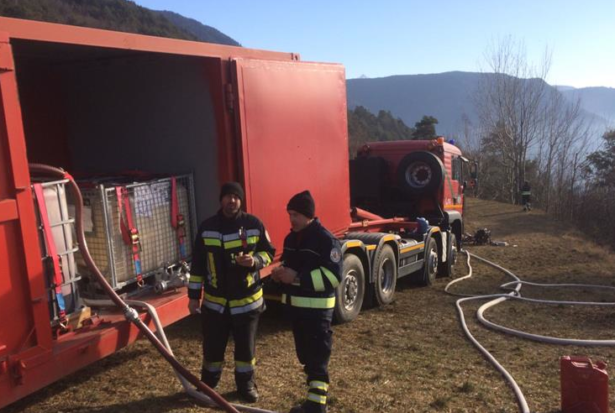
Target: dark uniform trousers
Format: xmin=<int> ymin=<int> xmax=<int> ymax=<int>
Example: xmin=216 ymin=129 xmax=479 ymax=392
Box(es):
xmin=291 ymin=308 xmax=333 ymax=384
xmin=201 ymin=306 xmax=261 ymax=388
xmin=281 ymin=218 xmax=342 ymax=412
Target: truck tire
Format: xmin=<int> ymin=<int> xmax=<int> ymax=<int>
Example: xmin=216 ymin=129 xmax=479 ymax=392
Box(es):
xmin=369 ymin=244 xmax=397 ymax=306
xmin=396 ymin=151 xmax=444 ymax=195
xmin=421 ymin=236 xmax=439 ymax=286
xmin=437 ymin=232 xmax=457 ymax=278
xmin=333 ymin=254 xmax=365 ymax=324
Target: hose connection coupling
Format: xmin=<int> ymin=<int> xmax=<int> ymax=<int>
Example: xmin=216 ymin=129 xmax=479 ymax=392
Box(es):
xmin=123 ymin=306 xmax=140 ymax=323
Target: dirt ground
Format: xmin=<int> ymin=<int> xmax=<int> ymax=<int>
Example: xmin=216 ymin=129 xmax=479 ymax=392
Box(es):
xmin=7 ymin=198 xmax=615 ymax=413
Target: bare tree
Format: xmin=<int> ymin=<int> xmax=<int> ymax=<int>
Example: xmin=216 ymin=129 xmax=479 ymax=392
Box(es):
xmin=536 ymin=89 xmax=590 ymax=213
xmin=474 ymin=37 xmax=551 ymax=204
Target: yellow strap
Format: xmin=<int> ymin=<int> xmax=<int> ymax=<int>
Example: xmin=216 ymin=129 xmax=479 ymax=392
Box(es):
xmin=321 ymin=267 xmax=339 ymax=288
xmin=307 ymin=393 xmax=327 ymax=404
xmin=204 ymin=361 xmax=223 ymax=371
xmin=257 ymin=251 xmax=272 ymax=266
xmin=229 ymin=288 xmax=263 ymax=308
xmin=310 ymin=269 xmax=326 ymax=292
xmin=235 ymin=358 xmax=256 ymax=367
xmin=208 ymin=252 xmax=217 ymax=288
xmin=309 ymin=381 xmax=329 ymax=391
xmin=224 ymin=239 xmax=242 ymax=249
xmin=204 ymin=292 xmax=227 ymax=306
xmin=282 ymin=294 xmax=335 ymax=309
xmin=224 ymin=236 xmax=260 ymax=250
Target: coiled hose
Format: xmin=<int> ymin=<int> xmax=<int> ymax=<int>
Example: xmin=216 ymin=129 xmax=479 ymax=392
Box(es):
xmin=30 ymin=163 xmax=240 ymax=413
xmin=447 ymin=249 xmax=615 ymax=413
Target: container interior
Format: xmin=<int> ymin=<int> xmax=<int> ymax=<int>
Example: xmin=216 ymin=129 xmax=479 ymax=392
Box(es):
xmin=12 ymin=39 xmax=223 ymax=221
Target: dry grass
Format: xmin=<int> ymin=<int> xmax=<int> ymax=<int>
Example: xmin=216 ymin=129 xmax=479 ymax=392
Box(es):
xmin=7 ymin=198 xmax=615 ymax=413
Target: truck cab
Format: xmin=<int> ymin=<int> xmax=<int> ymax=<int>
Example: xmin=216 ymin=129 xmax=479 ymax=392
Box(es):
xmin=350 ymin=137 xmax=466 ymax=245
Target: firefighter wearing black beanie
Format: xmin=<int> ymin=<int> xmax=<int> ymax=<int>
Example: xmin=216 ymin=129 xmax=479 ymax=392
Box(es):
xmin=188 ymin=181 xmax=275 ymax=403
xmin=219 ymin=181 xmax=245 ymax=202
xmin=274 ymin=190 xmax=342 ymax=413
xmin=286 ymin=190 xmax=315 ymax=218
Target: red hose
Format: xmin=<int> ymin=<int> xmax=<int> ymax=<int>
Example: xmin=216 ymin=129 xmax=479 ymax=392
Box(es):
xmin=352 ymin=207 xmax=384 ymax=222
xmin=29 ymin=163 xmax=240 ymax=413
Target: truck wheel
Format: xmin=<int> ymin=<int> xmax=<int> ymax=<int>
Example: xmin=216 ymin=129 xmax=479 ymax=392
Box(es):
xmin=421 ymin=236 xmax=439 ymax=286
xmin=396 ymin=151 xmax=444 ymax=195
xmin=369 ymin=244 xmax=397 ymax=306
xmin=438 ymin=233 xmax=457 ymax=278
xmin=333 ymin=254 xmax=365 ymax=324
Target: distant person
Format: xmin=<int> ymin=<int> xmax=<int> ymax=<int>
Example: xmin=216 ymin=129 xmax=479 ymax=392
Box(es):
xmin=188 ymin=182 xmax=275 ymax=403
xmin=272 ymin=190 xmax=342 ymax=413
xmin=521 ymin=181 xmax=531 ymax=211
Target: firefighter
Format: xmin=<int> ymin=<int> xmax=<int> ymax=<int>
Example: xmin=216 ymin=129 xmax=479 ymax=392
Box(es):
xmin=188 ymin=182 xmax=275 ymax=403
xmin=521 ymin=181 xmax=531 ymax=211
xmin=271 ymin=190 xmax=342 ymax=413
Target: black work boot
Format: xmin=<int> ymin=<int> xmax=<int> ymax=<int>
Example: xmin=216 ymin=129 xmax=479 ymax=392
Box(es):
xmin=289 ymin=401 xmax=326 ymax=413
xmin=237 ymin=381 xmax=259 ymax=403
xmin=200 ymin=368 xmax=221 ymax=390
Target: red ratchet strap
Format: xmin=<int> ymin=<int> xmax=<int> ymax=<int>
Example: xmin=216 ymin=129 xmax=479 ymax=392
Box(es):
xmin=239 ymin=226 xmax=248 ymax=253
xmin=33 ymin=183 xmax=68 ymax=329
xmin=116 ymin=186 xmax=144 ymax=287
xmin=170 ymin=177 xmax=187 ymax=261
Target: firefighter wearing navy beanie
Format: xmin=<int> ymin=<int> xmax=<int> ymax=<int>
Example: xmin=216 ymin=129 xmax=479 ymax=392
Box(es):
xmin=272 ymin=190 xmax=342 ymax=413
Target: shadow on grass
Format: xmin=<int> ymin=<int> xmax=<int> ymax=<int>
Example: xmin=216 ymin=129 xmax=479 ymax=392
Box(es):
xmin=57 ymin=393 xmax=204 ymax=413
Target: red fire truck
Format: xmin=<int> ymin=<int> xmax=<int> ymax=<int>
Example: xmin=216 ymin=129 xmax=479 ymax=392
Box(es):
xmin=0 ymin=17 xmax=467 ymax=408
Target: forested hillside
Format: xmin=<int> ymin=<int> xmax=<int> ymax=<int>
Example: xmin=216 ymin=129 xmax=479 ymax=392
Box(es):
xmin=347 ymin=106 xmax=416 ymax=156
xmin=0 ymin=0 xmax=239 ymax=45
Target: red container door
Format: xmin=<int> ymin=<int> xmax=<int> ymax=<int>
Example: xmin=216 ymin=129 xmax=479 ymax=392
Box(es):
xmin=0 ymin=33 xmax=52 ymax=395
xmin=231 ymin=58 xmax=351 ymax=250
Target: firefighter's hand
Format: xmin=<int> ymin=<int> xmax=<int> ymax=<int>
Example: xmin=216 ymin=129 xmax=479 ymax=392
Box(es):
xmin=277 ymin=267 xmax=298 ymax=284
xmin=270 ymin=265 xmax=283 ymax=282
xmin=236 ymin=252 xmax=255 ymax=267
xmin=188 ymin=299 xmax=201 ymax=315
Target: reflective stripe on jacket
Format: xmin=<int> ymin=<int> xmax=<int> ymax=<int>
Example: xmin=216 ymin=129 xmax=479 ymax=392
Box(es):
xmin=189 ymin=210 xmax=275 ymax=315
xmin=280 ymin=218 xmax=342 ymax=309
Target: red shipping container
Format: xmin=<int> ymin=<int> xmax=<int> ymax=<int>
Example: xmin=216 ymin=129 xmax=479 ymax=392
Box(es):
xmin=561 ymin=356 xmax=609 ymax=413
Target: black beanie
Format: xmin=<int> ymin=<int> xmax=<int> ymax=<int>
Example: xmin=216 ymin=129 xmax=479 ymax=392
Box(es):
xmin=219 ymin=182 xmax=244 ymax=201
xmin=287 ymin=190 xmax=315 ymax=219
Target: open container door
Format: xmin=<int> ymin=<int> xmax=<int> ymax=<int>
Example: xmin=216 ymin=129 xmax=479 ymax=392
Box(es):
xmin=231 ymin=58 xmax=351 ymax=250
xmin=0 ymin=33 xmax=52 ymax=398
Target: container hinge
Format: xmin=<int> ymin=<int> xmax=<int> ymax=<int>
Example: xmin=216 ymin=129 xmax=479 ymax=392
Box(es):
xmin=225 ymin=83 xmax=235 ymax=112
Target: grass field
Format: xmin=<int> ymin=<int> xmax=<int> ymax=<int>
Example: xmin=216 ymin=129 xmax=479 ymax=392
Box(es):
xmin=7 ymin=198 xmax=615 ymax=413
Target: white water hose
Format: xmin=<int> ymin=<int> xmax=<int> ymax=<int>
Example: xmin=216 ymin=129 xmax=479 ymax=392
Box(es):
xmin=83 ymin=299 xmax=278 ymax=413
xmin=446 ymin=250 xmax=615 ymax=413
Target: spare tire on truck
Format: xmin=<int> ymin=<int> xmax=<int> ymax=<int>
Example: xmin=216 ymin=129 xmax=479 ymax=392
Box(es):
xmin=396 ymin=151 xmax=445 ymax=195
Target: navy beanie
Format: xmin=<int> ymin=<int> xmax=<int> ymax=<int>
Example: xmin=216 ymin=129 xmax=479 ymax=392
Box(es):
xmin=287 ymin=190 xmax=315 ymax=219
xmin=219 ymin=182 xmax=245 ymax=202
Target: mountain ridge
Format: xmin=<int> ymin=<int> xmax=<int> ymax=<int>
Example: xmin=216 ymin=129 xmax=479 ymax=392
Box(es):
xmin=346 ymin=71 xmax=614 ymax=139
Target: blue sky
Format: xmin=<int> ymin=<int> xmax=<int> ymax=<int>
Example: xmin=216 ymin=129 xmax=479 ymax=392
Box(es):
xmin=134 ymin=0 xmax=615 ymax=88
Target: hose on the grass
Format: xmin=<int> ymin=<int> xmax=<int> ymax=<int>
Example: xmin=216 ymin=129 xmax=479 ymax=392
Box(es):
xmin=447 ymin=249 xmax=615 ymax=413
xmin=82 ymin=299 xmax=278 ymax=413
